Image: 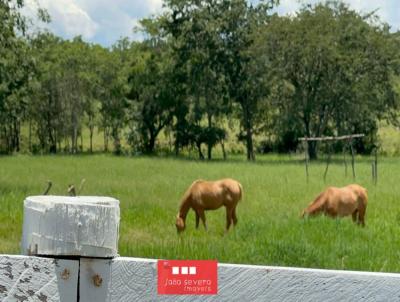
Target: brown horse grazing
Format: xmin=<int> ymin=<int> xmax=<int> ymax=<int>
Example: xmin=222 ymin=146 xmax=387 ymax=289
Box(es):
xmin=301 ymin=184 xmax=368 ymax=226
xmin=175 ymin=178 xmax=243 ymax=233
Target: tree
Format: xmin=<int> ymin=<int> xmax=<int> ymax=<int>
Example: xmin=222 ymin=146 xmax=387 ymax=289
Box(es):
xmin=218 ymin=0 xmax=278 ymax=161
xmin=127 ymin=38 xmax=174 ymax=154
xmin=29 ymin=33 xmax=64 ymax=153
xmin=29 ymin=35 xmax=95 ymax=153
xmin=0 ymin=0 xmax=48 ymax=153
xmin=173 ymin=0 xmax=228 ymax=159
xmin=161 ymin=0 xmax=278 ymax=160
xmin=258 ymin=1 xmax=400 ymax=159
xmin=97 ymin=38 xmax=131 ymax=155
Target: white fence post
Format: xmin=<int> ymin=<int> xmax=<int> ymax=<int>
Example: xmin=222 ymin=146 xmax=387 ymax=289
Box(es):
xmin=1 ymin=195 xmax=120 ymax=302
xmin=21 ymin=196 xmax=120 ymax=258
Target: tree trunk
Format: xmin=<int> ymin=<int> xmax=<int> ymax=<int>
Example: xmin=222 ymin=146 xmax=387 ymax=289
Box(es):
xmin=245 ymin=126 xmax=255 ymax=161
xmin=54 ymin=130 xmax=58 ymax=153
xmin=197 ymin=142 xmax=204 ymax=160
xmin=112 ymin=127 xmax=121 ymax=155
xmin=174 ymin=139 xmax=180 ymax=156
xmin=104 ymin=127 xmax=109 ymax=152
xmin=207 ymin=112 xmax=212 ymax=160
xmin=2 ymin=127 xmax=7 ymax=153
xmin=49 ymin=138 xmax=56 ymax=153
xmin=304 ymin=117 xmax=317 ymax=160
xmin=307 ymin=140 xmax=318 ymax=160
xmin=89 ymin=126 xmax=94 ymax=153
xmin=65 ymin=137 xmax=70 ymax=153
xmin=168 ymin=131 xmax=173 ymax=153
xmin=220 ymin=140 xmax=227 ymax=160
xmin=12 ymin=118 xmax=20 ymax=152
xmin=28 ymin=119 xmax=32 ymax=153
xmin=242 ymin=102 xmax=255 ymax=161
xmin=48 ymin=126 xmax=56 ymax=154
xmin=146 ymin=131 xmax=156 ymax=154
xmin=17 ymin=120 xmax=20 ymax=152
xmin=174 ymin=118 xmax=185 ymax=156
xmin=72 ymin=126 xmax=78 ymax=154
xmin=6 ymin=125 xmax=11 ymax=153
xmin=80 ymin=130 xmax=83 ymax=153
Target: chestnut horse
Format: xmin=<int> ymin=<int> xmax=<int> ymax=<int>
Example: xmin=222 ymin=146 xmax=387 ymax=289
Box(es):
xmin=301 ymin=184 xmax=368 ymax=226
xmin=175 ymin=178 xmax=243 ymax=233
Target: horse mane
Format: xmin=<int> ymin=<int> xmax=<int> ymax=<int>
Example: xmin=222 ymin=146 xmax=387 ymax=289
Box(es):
xmin=179 ymin=188 xmax=192 ymax=208
xmin=178 ymin=181 xmax=200 ymax=219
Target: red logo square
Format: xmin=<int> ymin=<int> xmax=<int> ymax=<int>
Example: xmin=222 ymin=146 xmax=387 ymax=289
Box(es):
xmin=157 ymin=260 xmax=218 ymax=295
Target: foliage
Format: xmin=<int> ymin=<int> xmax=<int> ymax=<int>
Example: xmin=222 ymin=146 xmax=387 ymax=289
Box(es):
xmin=257 ymin=2 xmax=400 ymax=158
xmin=127 ymin=36 xmax=173 ymax=154
xmin=0 ymin=0 xmax=399 ymax=159
xmin=0 ymin=0 xmax=46 ymax=153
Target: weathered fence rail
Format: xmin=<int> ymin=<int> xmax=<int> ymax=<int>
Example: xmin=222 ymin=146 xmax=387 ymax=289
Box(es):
xmin=1 ymin=195 xmax=399 ymax=301
xmin=0 ymin=255 xmax=78 ymax=302
xmin=1 ymin=255 xmax=400 ymax=301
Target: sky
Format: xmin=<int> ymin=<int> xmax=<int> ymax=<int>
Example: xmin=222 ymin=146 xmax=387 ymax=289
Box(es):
xmin=23 ymin=0 xmax=400 ymax=47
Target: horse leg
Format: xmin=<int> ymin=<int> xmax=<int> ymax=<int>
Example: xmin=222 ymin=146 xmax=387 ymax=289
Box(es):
xmin=225 ymin=207 xmax=233 ymax=232
xmin=198 ymin=209 xmax=207 ymax=231
xmin=232 ymin=206 xmax=238 ymax=226
xmin=352 ymin=210 xmax=358 ymax=223
xmin=358 ymin=204 xmax=366 ymax=227
xmin=195 ymin=211 xmax=200 ymax=229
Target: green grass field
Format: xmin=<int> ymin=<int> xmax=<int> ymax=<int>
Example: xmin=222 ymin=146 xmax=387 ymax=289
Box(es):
xmin=0 ymin=154 xmax=400 ymax=273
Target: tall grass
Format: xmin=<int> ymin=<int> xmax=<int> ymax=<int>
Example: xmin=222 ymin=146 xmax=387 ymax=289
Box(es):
xmin=0 ymin=154 xmax=399 ymax=272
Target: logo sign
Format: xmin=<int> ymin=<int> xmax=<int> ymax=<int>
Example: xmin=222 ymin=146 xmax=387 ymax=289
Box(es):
xmin=157 ymin=260 xmax=218 ymax=295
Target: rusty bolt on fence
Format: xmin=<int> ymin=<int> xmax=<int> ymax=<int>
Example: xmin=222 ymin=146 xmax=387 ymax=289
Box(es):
xmin=61 ymin=268 xmax=70 ymax=280
xmin=93 ymin=274 xmax=103 ymax=287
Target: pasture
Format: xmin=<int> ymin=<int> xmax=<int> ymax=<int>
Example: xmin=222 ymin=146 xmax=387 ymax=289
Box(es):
xmin=0 ymin=154 xmax=399 ymax=272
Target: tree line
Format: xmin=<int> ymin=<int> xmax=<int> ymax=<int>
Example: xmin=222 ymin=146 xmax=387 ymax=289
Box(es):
xmin=1 ymin=0 xmax=399 ymax=160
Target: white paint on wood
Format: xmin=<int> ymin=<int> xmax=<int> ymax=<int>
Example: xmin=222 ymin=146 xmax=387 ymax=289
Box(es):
xmin=3 ymin=255 xmax=400 ymax=301
xmin=80 ymin=258 xmax=112 ymax=302
xmin=21 ymin=196 xmax=120 ymax=258
xmin=0 ymin=255 xmax=78 ymax=302
xmin=80 ymin=258 xmax=156 ymax=302
xmin=79 ymin=257 xmax=400 ymax=302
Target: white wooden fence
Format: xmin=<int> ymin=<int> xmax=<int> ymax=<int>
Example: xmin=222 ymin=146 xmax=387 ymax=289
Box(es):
xmin=2 ymin=255 xmax=400 ymax=301
xmin=1 ymin=196 xmax=400 ymax=301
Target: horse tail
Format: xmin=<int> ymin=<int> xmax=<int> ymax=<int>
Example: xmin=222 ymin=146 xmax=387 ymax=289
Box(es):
xmin=238 ymin=182 xmax=243 ymax=202
xmin=363 ymin=187 xmax=368 ymax=205
xmin=356 ymin=187 xmax=368 ymax=226
xmin=357 ymin=187 xmax=368 ymax=208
